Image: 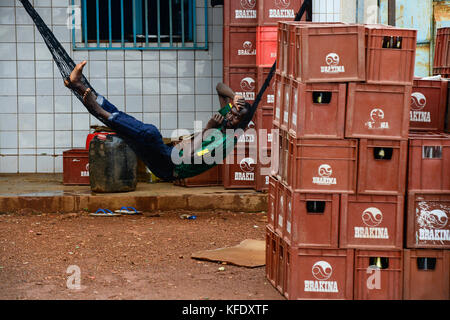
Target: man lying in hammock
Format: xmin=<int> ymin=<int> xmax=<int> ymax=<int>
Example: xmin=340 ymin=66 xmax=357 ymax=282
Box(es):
xmin=65 ymin=60 xmax=251 ymax=181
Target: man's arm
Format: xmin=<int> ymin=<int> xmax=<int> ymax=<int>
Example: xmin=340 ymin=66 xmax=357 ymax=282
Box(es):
xmin=216 ymin=82 xmax=246 ymax=110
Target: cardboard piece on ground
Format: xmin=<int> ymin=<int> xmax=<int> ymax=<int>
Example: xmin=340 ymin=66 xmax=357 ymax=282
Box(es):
xmin=191 ymin=239 xmax=265 ymax=268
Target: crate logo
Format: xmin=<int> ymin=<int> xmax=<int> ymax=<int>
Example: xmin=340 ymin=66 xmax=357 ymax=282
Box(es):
xmin=417 ymin=202 xmax=449 ymax=243
xmin=304 ymin=261 xmax=338 ymax=293
xmin=354 ymin=207 xmax=389 ymax=239
xmin=410 ymin=92 xmax=431 ymax=123
xmin=365 ymin=108 xmax=389 ymax=129
xmin=81 ymin=163 xmax=89 ymax=177
xmin=236 ymin=77 xmax=255 ymax=101
xmin=237 ymin=132 xmax=255 ymax=143
xmin=269 ymin=0 xmax=295 ymax=18
xmin=235 ymin=157 xmax=255 ymax=181
xmin=235 ymin=0 xmax=257 ymax=19
xmin=312 ymin=164 xmax=337 ymax=186
xmin=238 ymin=41 xmax=256 ymax=56
xmin=321 ymin=53 xmax=345 ymax=74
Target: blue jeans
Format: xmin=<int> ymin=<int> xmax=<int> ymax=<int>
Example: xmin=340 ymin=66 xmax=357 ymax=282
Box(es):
xmin=96 ymin=95 xmax=175 ymax=181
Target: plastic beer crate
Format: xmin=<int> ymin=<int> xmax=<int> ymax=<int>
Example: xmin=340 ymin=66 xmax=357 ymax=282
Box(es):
xmin=403 ymin=249 xmax=450 ymax=300
xmin=406 ymin=192 xmax=450 ymax=249
xmin=223 ymin=0 xmax=257 ymax=27
xmin=339 ymin=194 xmax=404 ymax=250
xmin=266 ymin=225 xmax=277 ymax=286
xmin=289 ymin=80 xmax=347 ymax=139
xmin=223 ymin=26 xmax=257 ymax=67
xmin=273 ymin=73 xmax=283 ymax=127
xmin=345 ymin=83 xmax=411 ymax=140
xmin=223 ymin=66 xmax=258 ymax=105
xmin=357 ymin=139 xmax=408 ymax=195
xmin=256 ymin=26 xmax=278 ymax=66
xmin=407 ymin=131 xmax=450 ymax=193
xmin=354 ymin=250 xmax=403 ymax=300
xmin=258 ymin=0 xmax=305 ymax=26
xmin=410 ymin=78 xmax=448 ymax=131
xmin=222 ymin=145 xmax=258 ymax=189
xmin=433 ymin=27 xmax=450 ymax=71
xmin=62 ymin=148 xmax=90 ymax=185
xmin=257 ymin=66 xmax=276 ymax=108
xmin=267 ymin=175 xmax=278 ymax=230
xmin=365 ymin=25 xmax=417 ymax=85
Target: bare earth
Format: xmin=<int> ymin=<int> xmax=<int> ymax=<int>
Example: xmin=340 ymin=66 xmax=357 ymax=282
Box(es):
xmin=0 ymin=209 xmax=285 ymax=300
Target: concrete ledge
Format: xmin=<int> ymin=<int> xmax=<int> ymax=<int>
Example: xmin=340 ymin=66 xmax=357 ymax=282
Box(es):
xmin=0 ymin=174 xmax=268 ymax=214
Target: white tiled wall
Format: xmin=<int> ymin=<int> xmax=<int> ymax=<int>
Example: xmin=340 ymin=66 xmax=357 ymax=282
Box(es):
xmin=0 ymin=0 xmax=223 ymax=173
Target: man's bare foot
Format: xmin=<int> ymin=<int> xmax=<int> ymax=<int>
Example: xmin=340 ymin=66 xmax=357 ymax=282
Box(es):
xmin=65 ymin=60 xmax=87 ymax=89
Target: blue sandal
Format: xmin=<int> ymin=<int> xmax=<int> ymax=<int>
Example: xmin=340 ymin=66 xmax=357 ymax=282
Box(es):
xmin=114 ymin=206 xmax=142 ymax=215
xmin=89 ymin=208 xmax=121 ymax=217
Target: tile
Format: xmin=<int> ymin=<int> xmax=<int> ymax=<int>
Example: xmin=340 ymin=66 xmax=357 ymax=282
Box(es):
xmin=195 ymin=111 xmax=213 ymax=127
xmin=54 ymin=95 xmax=71 ymax=113
xmin=107 ymin=50 xmax=124 ymax=61
xmin=0 ymin=61 xmax=17 ymax=77
xmin=211 ymin=42 xmax=223 ymax=60
xmin=16 ymin=25 xmax=34 ymax=43
xmin=177 ymin=95 xmax=195 ymax=112
xmin=17 ymin=78 xmax=35 ymax=96
xmin=18 ymin=114 xmax=36 ymax=131
xmin=19 ymin=155 xmax=36 ymax=173
xmin=0 ymin=156 xmax=18 ymax=173
xmin=195 ymin=77 xmax=212 ymax=95
xmin=178 ymin=51 xmax=194 ymax=60
xmin=143 ymin=113 xmax=160 ymax=128
xmin=178 ymin=60 xmax=194 ymax=77
xmin=0 ymin=131 xmax=17 ymax=149
xmin=142 ymin=51 xmax=159 ymax=60
xmin=0 ymin=43 xmax=16 ymax=59
xmin=160 ymin=60 xmax=177 ymax=77
xmin=89 ymin=51 xmax=107 ymax=61
xmin=15 ymin=6 xmax=33 ymax=25
xmin=36 ymin=131 xmax=54 ymax=148
xmin=52 ymin=25 xmax=71 ymax=43
xmin=90 ymin=115 xmax=104 ymax=127
xmin=72 ymin=130 xmax=88 ymax=148
xmin=72 ymin=95 xmax=86 ymax=113
xmin=0 ymin=114 xmax=17 ymax=131
xmin=36 ymin=95 xmax=54 ymax=113
xmin=107 ymin=78 xmax=125 ymax=95
xmin=0 ymin=25 xmax=15 ymax=42
xmin=54 ymin=78 xmax=71 ymax=96
xmin=195 ymin=94 xmax=212 ymax=112
xmin=72 ymin=113 xmax=90 ymax=131
xmin=52 ymin=0 xmax=70 ymax=7
xmin=178 ymin=112 xmax=195 ymax=130
xmin=143 ymin=95 xmax=160 ymax=113
xmin=89 ymin=78 xmax=107 ymax=95
xmin=36 ymin=113 xmax=54 ymax=130
xmin=19 ymin=131 xmax=36 ymax=149
xmin=17 ymin=43 xmax=35 ymax=60
xmin=0 ymin=96 xmax=17 ymax=113
xmin=36 ymin=60 xmax=54 ymax=78
xmin=35 ymin=43 xmax=52 ymax=60
xmin=211 ymin=26 xmax=223 ymax=43
xmin=195 ymin=60 xmax=212 ymax=77
xmin=160 ymin=78 xmax=178 ymax=94
xmin=124 ymin=51 xmax=142 ymax=60
xmin=160 ymin=51 xmax=177 ymax=61
xmin=212 ymin=60 xmax=223 ymax=77
xmin=0 ymin=0 xmax=15 ymax=6
xmin=36 ymin=78 xmax=54 ymax=95
xmin=212 ymin=7 xmax=223 ymax=26
xmin=160 ymin=95 xmax=177 ymax=112
xmin=0 ymin=79 xmax=17 ymax=95
xmin=17 ymin=61 xmax=35 ymax=78
xmin=177 ymin=77 xmax=195 ymax=95
xmin=34 ymin=7 xmax=52 ymax=26
xmin=142 ymin=60 xmax=159 ymax=77
xmin=125 ymin=95 xmax=143 ymax=113
xmin=55 ymin=130 xmax=72 ymax=148
xmin=125 ymin=60 xmax=142 ymax=78
xmin=34 ymin=0 xmax=52 ymax=6
xmin=195 ymin=49 xmax=212 ymax=61
xmin=106 ymin=95 xmax=124 ymax=111
xmin=161 ymin=112 xmax=178 ymax=130
xmin=143 ymin=77 xmax=160 ymax=95
xmin=54 ymin=113 xmax=72 ymax=130
xmin=36 ymin=155 xmax=54 ymax=173
xmin=125 ymin=78 xmax=142 ymax=95
xmin=89 ymin=60 xmax=107 ymax=78
xmin=18 ymin=96 xmax=36 ymax=113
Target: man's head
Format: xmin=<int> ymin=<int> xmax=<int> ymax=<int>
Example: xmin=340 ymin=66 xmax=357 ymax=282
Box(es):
xmin=224 ymin=102 xmax=251 ymax=129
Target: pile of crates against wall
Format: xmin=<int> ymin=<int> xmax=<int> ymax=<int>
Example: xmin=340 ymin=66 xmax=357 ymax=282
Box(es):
xmin=433 ymin=27 xmax=450 ymax=78
xmin=222 ymin=0 xmax=306 ymax=191
xmin=266 ymin=21 xmax=450 ymax=300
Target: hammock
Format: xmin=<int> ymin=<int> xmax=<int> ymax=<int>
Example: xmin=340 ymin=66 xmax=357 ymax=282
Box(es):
xmin=19 ymin=0 xmax=311 ymax=180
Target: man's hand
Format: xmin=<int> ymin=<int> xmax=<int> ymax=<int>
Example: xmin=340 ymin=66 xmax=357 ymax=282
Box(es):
xmin=233 ymin=94 xmax=246 ymax=110
xmin=206 ymin=113 xmax=224 ymax=129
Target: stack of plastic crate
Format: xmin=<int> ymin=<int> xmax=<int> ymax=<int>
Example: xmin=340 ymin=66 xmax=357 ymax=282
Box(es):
xmin=433 ymin=27 xmax=450 ymax=78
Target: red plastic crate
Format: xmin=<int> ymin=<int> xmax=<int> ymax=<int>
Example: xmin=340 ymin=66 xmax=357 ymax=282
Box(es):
xmin=289 ymin=80 xmax=347 ymax=139
xmin=432 ymin=66 xmax=450 ymax=78
xmin=406 ymin=192 xmax=450 ymax=249
xmin=365 ymin=25 xmax=417 ymax=85
xmin=223 ymin=146 xmax=258 ymax=189
xmin=174 ymin=164 xmax=222 ymax=187
xmin=407 ymin=131 xmax=450 ymax=192
xmin=62 ymin=149 xmax=90 ymax=185
xmin=256 ymin=106 xmax=274 ymax=149
xmin=274 ymin=128 xmax=289 ymax=184
xmin=258 ymin=0 xmax=305 ymax=26
xmin=287 ymin=248 xmax=354 ymax=300
xmin=284 ymin=188 xmax=340 ymax=249
xmin=345 ymin=83 xmax=411 ymax=140
xmin=223 ymin=0 xmax=258 ymax=27
xmin=340 ymin=194 xmax=404 ymax=250
xmin=267 ymin=175 xmax=278 ymax=229
xmin=275 ymin=180 xmax=286 ymax=237
xmin=276 ymin=21 xmax=297 ymax=77
xmin=294 ymin=24 xmax=366 ymax=83
xmin=433 ymin=27 xmax=450 ymax=70
xmin=273 ymin=73 xmax=283 ymax=126
xmin=223 ymin=26 xmax=257 ymax=67
xmin=266 ymin=225 xmax=277 ymax=286
xmin=287 ymin=137 xmax=358 ymax=193
xmin=276 ymin=235 xmax=289 ymax=296
xmin=357 ymin=139 xmax=408 ymax=195
xmin=354 ymin=250 xmax=403 ymax=300
xmin=257 ymin=66 xmax=275 ymax=108
xmin=256 ymin=26 xmax=278 ymax=66
xmin=403 ymin=249 xmax=450 ymax=300
xmin=223 ymin=66 xmax=258 ymax=104
xmin=410 ymin=78 xmax=448 ymax=131
xmin=254 ymin=147 xmax=272 ymax=192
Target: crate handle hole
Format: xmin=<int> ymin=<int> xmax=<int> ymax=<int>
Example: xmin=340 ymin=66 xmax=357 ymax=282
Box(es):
xmin=312 ymin=92 xmax=332 ymax=104
xmin=382 ymin=36 xmax=402 ymax=49
xmin=369 ymin=257 xmax=389 ymax=269
xmin=417 ymin=257 xmax=436 ymax=270
xmin=422 ymin=146 xmax=442 ymax=159
xmin=373 ymin=147 xmax=393 ymax=160
xmin=306 ymin=201 xmax=325 ymax=214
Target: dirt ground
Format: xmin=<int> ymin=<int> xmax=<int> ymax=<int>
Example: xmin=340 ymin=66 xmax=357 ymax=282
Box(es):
xmin=0 ymin=209 xmax=285 ymax=300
